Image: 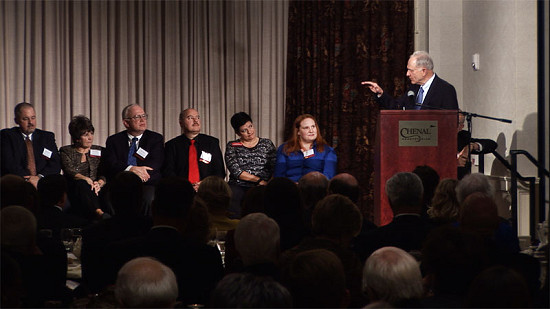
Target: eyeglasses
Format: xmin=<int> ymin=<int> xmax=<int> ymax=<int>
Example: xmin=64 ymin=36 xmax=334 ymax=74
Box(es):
xmin=125 ymin=114 xmax=148 ymax=121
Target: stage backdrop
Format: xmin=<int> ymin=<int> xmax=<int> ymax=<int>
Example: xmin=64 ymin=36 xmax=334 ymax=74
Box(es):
xmin=0 ymin=0 xmax=288 ymax=151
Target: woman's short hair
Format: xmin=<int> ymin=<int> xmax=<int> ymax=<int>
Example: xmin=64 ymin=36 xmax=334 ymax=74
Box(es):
xmin=230 ymin=112 xmax=252 ymax=134
xmin=68 ymin=115 xmax=94 ymax=145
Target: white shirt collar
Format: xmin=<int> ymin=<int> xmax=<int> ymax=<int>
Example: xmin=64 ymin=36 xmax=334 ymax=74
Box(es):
xmin=421 ymin=73 xmax=436 ymax=95
xmin=21 ymin=132 xmax=33 ymax=140
xmin=127 ymin=133 xmax=143 ymax=145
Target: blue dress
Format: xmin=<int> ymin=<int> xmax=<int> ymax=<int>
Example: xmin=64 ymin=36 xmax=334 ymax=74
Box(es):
xmin=273 ymin=143 xmax=337 ymax=182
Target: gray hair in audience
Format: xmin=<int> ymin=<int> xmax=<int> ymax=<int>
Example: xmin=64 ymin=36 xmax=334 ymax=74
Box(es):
xmin=234 ymin=212 xmax=280 ymax=265
xmin=385 ymin=172 xmax=424 ymax=209
xmin=0 ymin=206 xmax=37 ymax=253
xmin=411 ymin=51 xmax=434 ymax=70
xmin=115 ymin=257 xmax=178 ymax=308
xmin=455 ymin=173 xmax=495 ymax=204
xmin=210 ymin=273 xmax=292 ymax=308
xmin=362 ymin=246 xmax=423 ymax=305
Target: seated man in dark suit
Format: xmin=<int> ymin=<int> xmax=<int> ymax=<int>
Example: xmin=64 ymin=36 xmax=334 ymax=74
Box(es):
xmin=353 ymin=172 xmax=430 ymax=262
xmin=107 ymin=176 xmax=224 ymax=306
xmin=81 ymin=172 xmax=152 ymax=293
xmin=362 ymin=51 xmax=459 ymax=110
xmin=101 ymin=104 xmax=164 ymax=214
xmin=1 ymin=102 xmax=61 ymax=187
xmin=457 ymin=112 xmax=497 ymax=179
xmin=162 ymin=108 xmax=225 ymax=191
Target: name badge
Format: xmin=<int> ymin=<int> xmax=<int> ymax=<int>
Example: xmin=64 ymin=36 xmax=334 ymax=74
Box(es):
xmin=42 ymin=148 xmax=53 ymax=159
xmin=135 ymin=148 xmax=149 ymax=160
xmin=231 ymin=142 xmax=243 ymax=147
xmin=90 ymin=149 xmax=102 ymax=157
xmin=302 ymin=149 xmax=315 ymax=159
xmin=200 ymin=151 xmax=212 ymax=164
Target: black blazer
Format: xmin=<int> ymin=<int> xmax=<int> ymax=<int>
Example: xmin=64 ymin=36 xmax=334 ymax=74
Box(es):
xmin=100 ymin=130 xmax=164 ymax=184
xmin=162 ymin=133 xmax=225 ymax=180
xmin=378 ymin=74 xmax=459 ymax=110
xmin=0 ymin=127 xmax=61 ymax=177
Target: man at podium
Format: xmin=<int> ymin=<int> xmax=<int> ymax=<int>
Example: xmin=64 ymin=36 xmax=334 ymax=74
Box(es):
xmin=362 ymin=51 xmax=459 ymax=111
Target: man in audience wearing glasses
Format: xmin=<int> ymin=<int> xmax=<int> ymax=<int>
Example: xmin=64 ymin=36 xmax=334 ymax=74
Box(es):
xmin=101 ymin=104 xmax=164 ymax=215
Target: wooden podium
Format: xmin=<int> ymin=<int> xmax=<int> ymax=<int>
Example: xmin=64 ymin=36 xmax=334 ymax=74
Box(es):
xmin=374 ymin=110 xmax=458 ymax=226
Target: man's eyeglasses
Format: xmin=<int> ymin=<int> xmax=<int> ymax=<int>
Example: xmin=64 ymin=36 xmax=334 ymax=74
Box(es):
xmin=125 ymin=114 xmax=148 ymax=121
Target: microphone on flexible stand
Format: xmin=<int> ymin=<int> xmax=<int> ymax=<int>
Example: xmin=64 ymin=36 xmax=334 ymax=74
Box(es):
xmin=406 ymin=90 xmax=415 ymax=110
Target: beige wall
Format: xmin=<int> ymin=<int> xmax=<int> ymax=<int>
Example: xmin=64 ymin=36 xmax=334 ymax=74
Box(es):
xmin=418 ymin=0 xmax=540 ymax=177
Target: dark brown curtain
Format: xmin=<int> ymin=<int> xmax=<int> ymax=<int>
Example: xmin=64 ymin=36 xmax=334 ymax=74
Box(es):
xmin=285 ymin=0 xmax=414 ymax=221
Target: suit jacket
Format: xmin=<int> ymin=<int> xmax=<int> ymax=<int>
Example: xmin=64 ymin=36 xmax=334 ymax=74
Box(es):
xmin=100 ymin=130 xmax=164 ymax=184
xmin=457 ymin=130 xmax=497 ymax=179
xmin=162 ymin=133 xmax=225 ymax=180
xmin=106 ymin=226 xmax=224 ymax=305
xmin=60 ymin=144 xmax=105 ymax=181
xmin=1 ymin=127 xmax=61 ymax=177
xmin=378 ymin=74 xmax=459 ymax=110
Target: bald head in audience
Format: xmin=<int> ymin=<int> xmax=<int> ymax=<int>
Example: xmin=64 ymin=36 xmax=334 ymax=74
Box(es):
xmin=328 ymin=173 xmax=360 ymax=203
xmin=115 ymin=257 xmax=178 ymax=308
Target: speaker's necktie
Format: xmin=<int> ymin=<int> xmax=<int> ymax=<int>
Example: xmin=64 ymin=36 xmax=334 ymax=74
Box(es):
xmin=415 ymin=87 xmax=424 ymax=110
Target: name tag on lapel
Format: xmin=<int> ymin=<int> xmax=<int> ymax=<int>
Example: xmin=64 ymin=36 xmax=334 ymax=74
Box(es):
xmin=200 ymin=151 xmax=212 ymax=164
xmin=90 ymin=149 xmax=102 ymax=157
xmin=135 ymin=148 xmax=149 ymax=160
xmin=42 ymin=148 xmax=53 ymax=159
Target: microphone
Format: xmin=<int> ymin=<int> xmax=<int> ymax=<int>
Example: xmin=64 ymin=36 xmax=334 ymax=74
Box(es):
xmin=407 ymin=90 xmax=415 ymax=109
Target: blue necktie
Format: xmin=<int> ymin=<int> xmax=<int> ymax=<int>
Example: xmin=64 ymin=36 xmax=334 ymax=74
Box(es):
xmin=127 ymin=137 xmax=138 ymax=166
xmin=415 ymin=87 xmax=424 ymax=110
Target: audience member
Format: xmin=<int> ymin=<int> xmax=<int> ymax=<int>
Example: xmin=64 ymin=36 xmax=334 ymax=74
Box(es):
xmin=281 ymin=249 xmax=349 ymax=308
xmin=264 ymin=177 xmax=309 ymax=251
xmin=274 ymin=114 xmax=337 ymax=182
xmin=362 ymin=246 xmax=423 ymax=307
xmin=234 ymin=213 xmax=281 ymax=279
xmin=240 ymin=185 xmax=267 ymax=216
xmin=412 ymin=165 xmax=440 ymax=220
xmin=81 ymin=171 xmax=152 ymax=293
xmin=196 ymin=175 xmax=239 ymax=236
xmin=464 ymin=265 xmax=531 ymax=308
xmin=60 ymin=115 xmax=108 ymax=220
xmin=455 ymin=172 xmax=495 ymax=204
xmin=115 ymin=257 xmax=178 ymax=308
xmin=162 ymin=108 xmax=225 ymax=190
xmin=209 ymin=273 xmax=292 ymax=308
xmin=354 ymin=172 xmax=430 ymax=262
xmin=101 ymin=104 xmax=164 ymax=215
xmin=225 ymin=112 xmax=276 ymax=218
xmin=1 ymin=174 xmax=39 ymax=212
xmin=328 ymin=172 xmax=360 ymax=203
xmin=1 ymin=102 xmax=61 ymax=187
xmin=298 ymin=171 xmax=329 ymax=229
xmin=36 ymin=174 xmax=89 ymax=238
xmin=427 ymin=178 xmax=460 ymax=227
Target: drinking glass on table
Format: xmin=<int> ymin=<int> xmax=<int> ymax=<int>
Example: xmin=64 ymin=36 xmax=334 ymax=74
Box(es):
xmin=215 ymin=229 xmax=228 ymax=265
xmin=60 ymin=228 xmax=74 ymax=252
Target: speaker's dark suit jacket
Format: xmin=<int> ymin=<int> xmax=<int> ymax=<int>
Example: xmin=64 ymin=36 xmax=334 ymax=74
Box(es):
xmin=106 ymin=226 xmax=224 ymax=305
xmin=1 ymin=127 xmax=61 ymax=176
xmin=378 ymin=74 xmax=459 ymax=110
xmin=457 ymin=130 xmax=498 ymax=179
xmin=162 ymin=133 xmax=225 ymax=180
xmin=101 ymin=130 xmax=164 ymax=184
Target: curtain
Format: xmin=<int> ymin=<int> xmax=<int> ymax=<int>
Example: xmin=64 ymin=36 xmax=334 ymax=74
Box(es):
xmin=285 ymin=0 xmax=414 ymax=220
xmin=0 ymin=0 xmax=288 ymax=152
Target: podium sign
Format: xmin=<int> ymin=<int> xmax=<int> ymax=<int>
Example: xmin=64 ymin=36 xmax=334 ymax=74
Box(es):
xmin=374 ymin=110 xmax=457 ymax=226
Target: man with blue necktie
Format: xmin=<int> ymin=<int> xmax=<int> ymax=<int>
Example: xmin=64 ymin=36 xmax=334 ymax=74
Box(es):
xmin=362 ymin=51 xmax=459 ymax=110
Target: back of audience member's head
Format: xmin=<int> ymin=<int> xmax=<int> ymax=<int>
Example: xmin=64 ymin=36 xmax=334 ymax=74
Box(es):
xmin=153 ymin=176 xmax=195 ymax=218
xmin=298 ymin=171 xmax=328 ymax=210
xmin=264 ymin=177 xmax=303 ymax=220
xmin=362 ymin=246 xmax=423 ymax=306
xmin=37 ymin=174 xmax=67 ymax=208
xmin=282 ymin=249 xmax=348 ymax=308
xmin=464 ymin=265 xmax=531 ymax=308
xmin=182 ymin=197 xmax=211 ymax=244
xmin=235 ymin=213 xmax=280 ymax=266
xmin=312 ymin=194 xmax=362 ymax=242
xmin=210 ymin=272 xmax=292 ymax=308
xmin=197 ymin=176 xmax=232 ymax=214
xmin=385 ymin=172 xmax=424 ymax=213
xmin=428 ymin=178 xmax=460 ymax=221
xmin=108 ymin=171 xmax=144 ymax=217
xmin=328 ymin=173 xmax=360 ymax=203
xmin=1 ymin=206 xmax=37 ymax=254
xmin=412 ymin=165 xmax=440 ymax=207
xmin=241 ymin=185 xmax=266 ymax=217
xmin=456 ymin=172 xmax=495 ymax=204
xmin=459 ymin=192 xmax=499 ymax=236
xmin=1 ymin=174 xmax=39 ymax=213
xmin=115 ymin=257 xmax=178 ymax=308
xmin=421 ymin=225 xmax=490 ymax=297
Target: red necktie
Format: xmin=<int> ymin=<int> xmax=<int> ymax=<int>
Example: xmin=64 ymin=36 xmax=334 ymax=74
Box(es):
xmin=188 ymin=139 xmax=200 ymax=183
xmin=25 ymin=136 xmax=37 ymax=176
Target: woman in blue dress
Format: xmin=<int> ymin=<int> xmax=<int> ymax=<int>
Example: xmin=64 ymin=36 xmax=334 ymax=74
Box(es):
xmin=274 ymin=114 xmax=337 ymax=182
